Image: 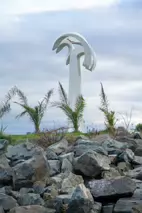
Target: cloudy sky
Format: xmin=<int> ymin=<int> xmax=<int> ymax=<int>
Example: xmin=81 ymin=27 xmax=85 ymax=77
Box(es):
xmin=0 ymin=0 xmax=142 ymax=134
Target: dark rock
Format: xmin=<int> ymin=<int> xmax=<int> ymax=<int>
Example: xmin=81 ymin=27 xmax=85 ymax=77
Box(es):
xmin=87 ymin=177 xmax=136 ymax=202
xmin=9 ymin=206 xmax=56 ymax=213
xmin=117 ymin=162 xmax=131 ymax=175
xmin=102 ymin=167 xmax=121 ymax=179
xmin=0 ymin=193 xmax=17 ymax=211
xmin=19 ymin=188 xmax=34 ymax=194
xmin=132 ymin=205 xmax=142 ymax=213
xmin=101 ymin=139 xmax=127 ymax=155
xmin=135 ymin=146 xmax=142 ymax=157
xmin=127 ymin=167 xmax=142 ymax=180
xmin=73 ymin=139 xmax=108 ymax=157
xmin=46 ymin=149 xmax=58 ymax=160
xmin=59 ymin=152 xmax=74 ymax=163
xmin=47 ymin=139 xmax=68 ymax=155
xmin=67 ymin=184 xmax=102 ymax=213
xmin=61 ymin=172 xmax=84 ymax=194
xmin=13 ymin=152 xmax=50 ymax=190
xmin=6 ymin=142 xmax=44 ymax=166
xmin=74 ymin=150 xmax=110 ymax=177
xmin=18 ymin=193 xmax=44 ymax=206
xmin=0 ymin=166 xmax=13 ymax=185
xmin=48 ymin=160 xmax=61 ymax=176
xmin=114 ymin=198 xmax=142 ymax=213
xmin=33 ymin=181 xmax=46 ymax=195
xmin=114 ymin=149 xmax=135 ymax=164
xmin=0 ymin=139 xmax=9 ymax=152
xmin=133 ymin=156 xmax=142 ymax=166
xmin=61 ymin=158 xmax=73 ymax=173
xmin=102 ymin=204 xmax=114 ymax=213
xmin=115 ymin=137 xmax=137 ymax=152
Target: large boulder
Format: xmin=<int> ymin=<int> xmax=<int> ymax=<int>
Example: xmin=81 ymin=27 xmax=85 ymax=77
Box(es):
xmin=0 ymin=193 xmax=17 ymax=211
xmin=0 ymin=139 xmax=9 ymax=153
xmin=47 ymin=139 xmax=68 ymax=155
xmin=6 ymin=142 xmax=44 ymax=166
xmin=74 ymin=151 xmax=110 ymax=177
xmin=115 ymin=136 xmax=137 ymax=152
xmin=114 ymin=198 xmax=142 ymax=213
xmin=73 ymin=139 xmax=107 ymax=157
xmin=127 ymin=167 xmax=142 ymax=180
xmin=67 ymin=184 xmax=102 ymax=213
xmin=61 ymin=172 xmax=84 ymax=194
xmin=9 ymin=206 xmax=56 ymax=213
xmin=87 ymin=177 xmax=136 ymax=201
xmin=101 ymin=139 xmax=128 ymax=155
xmin=135 ymin=146 xmax=142 ymax=157
xmin=0 ymin=165 xmax=13 ymax=185
xmin=17 ymin=193 xmax=44 ymax=206
xmin=13 ymin=152 xmax=50 ymax=190
xmin=48 ymin=160 xmax=61 ymax=176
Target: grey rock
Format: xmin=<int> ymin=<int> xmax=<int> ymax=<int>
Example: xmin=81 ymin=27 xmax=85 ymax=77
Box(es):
xmin=0 ymin=207 xmax=4 ymax=213
xmin=102 ymin=205 xmax=114 ymax=213
xmin=102 ymin=167 xmax=121 ymax=179
xmin=61 ymin=172 xmax=84 ymax=194
xmin=9 ymin=206 xmax=56 ymax=213
xmin=135 ymin=146 xmax=142 ymax=156
xmin=33 ymin=181 xmax=46 ymax=195
xmin=114 ymin=149 xmax=135 ymax=164
xmin=101 ymin=139 xmax=128 ymax=155
xmin=117 ymin=162 xmax=131 ymax=175
xmin=18 ymin=193 xmax=44 ymax=206
xmin=55 ymin=194 xmax=72 ymax=213
xmin=73 ymin=139 xmax=107 ymax=157
xmin=46 ymin=149 xmax=58 ymax=160
xmin=74 ymin=151 xmax=110 ymax=177
xmin=0 ymin=166 xmax=13 ymax=185
xmin=88 ymin=177 xmax=136 ymax=201
xmin=132 ymin=179 xmax=142 ymax=199
xmin=0 ymin=154 xmax=10 ymax=168
xmin=19 ymin=188 xmax=34 ymax=194
xmin=6 ymin=142 xmax=43 ymax=166
xmin=115 ymin=136 xmax=137 ymax=152
xmin=48 ymin=160 xmax=61 ymax=176
xmin=132 ymin=205 xmax=142 ymax=213
xmin=133 ymin=156 xmax=142 ymax=165
xmin=114 ymin=198 xmax=142 ymax=213
xmin=13 ymin=152 xmax=50 ymax=190
xmin=61 ymin=158 xmax=73 ymax=173
xmin=48 ymin=139 xmax=68 ymax=155
xmin=0 ymin=139 xmax=9 ymax=151
xmin=0 ymin=193 xmax=17 ymax=211
xmin=67 ymin=184 xmax=101 ymax=213
xmin=127 ymin=166 xmax=142 ymax=180
xmin=59 ymin=152 xmax=74 ymax=163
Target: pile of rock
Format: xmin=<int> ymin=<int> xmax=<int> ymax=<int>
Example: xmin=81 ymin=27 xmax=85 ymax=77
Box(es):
xmin=0 ymin=132 xmax=142 ymax=213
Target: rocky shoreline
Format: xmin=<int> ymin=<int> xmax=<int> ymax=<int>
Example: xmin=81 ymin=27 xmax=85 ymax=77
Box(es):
xmin=0 ymin=131 xmax=142 ymax=212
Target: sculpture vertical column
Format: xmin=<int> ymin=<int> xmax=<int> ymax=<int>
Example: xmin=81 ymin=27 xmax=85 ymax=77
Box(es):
xmin=53 ymin=32 xmax=97 ymax=132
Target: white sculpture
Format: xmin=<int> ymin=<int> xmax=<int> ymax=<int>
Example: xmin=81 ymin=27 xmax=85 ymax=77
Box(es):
xmin=53 ymin=32 xmax=97 ymax=132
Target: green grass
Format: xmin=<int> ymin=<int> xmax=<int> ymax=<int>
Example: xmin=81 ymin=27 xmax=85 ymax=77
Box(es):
xmin=0 ymin=129 xmax=108 ymax=146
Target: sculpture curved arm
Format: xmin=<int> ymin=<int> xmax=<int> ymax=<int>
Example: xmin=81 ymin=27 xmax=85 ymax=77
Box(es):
xmin=52 ymin=32 xmax=97 ymax=72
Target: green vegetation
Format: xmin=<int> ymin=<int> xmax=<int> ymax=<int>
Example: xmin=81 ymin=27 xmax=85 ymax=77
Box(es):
xmin=99 ymin=83 xmax=117 ymax=136
xmin=52 ymin=82 xmax=85 ymax=133
xmin=6 ymin=86 xmax=53 ymax=133
xmin=0 ymin=81 xmax=136 ymax=145
xmin=136 ymin=123 xmax=142 ymax=132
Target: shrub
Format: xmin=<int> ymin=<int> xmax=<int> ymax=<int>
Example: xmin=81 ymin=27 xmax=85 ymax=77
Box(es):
xmin=136 ymin=123 xmax=142 ymax=132
xmin=37 ymin=127 xmax=67 ymax=149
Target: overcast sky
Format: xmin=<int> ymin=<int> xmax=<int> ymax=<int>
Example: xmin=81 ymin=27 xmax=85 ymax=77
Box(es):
xmin=0 ymin=0 xmax=142 ymax=134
